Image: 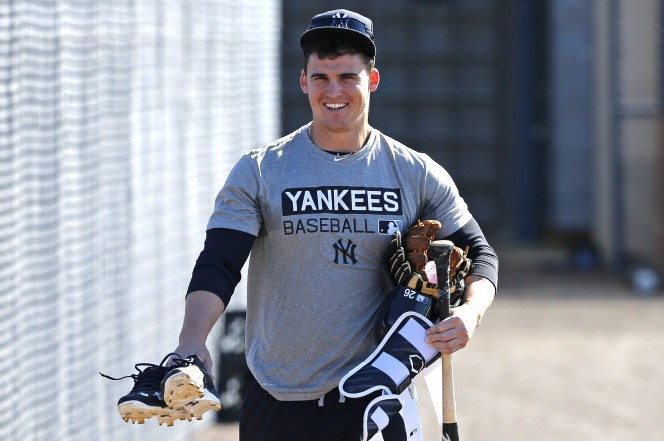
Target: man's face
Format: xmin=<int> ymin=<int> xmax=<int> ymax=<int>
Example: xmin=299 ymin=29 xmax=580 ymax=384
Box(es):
xmin=300 ymin=53 xmax=379 ymax=135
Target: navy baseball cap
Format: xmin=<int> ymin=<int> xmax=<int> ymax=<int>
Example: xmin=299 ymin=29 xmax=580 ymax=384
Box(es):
xmin=300 ymin=9 xmax=376 ymax=59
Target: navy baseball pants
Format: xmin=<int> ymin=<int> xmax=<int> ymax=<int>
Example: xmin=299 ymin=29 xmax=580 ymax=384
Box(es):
xmin=240 ymin=374 xmax=379 ymax=441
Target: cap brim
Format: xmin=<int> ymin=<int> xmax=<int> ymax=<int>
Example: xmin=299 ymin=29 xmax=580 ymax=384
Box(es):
xmin=300 ymin=27 xmax=376 ymax=58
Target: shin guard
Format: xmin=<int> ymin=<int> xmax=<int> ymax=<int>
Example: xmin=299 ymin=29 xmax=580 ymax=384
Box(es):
xmin=340 ymin=312 xmax=440 ymax=398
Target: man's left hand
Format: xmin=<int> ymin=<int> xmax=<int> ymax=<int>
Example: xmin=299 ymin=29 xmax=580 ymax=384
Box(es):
xmin=424 ymin=275 xmax=495 ymax=354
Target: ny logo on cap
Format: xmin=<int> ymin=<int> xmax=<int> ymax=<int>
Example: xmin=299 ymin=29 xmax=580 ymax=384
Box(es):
xmin=331 ymin=11 xmax=351 ymax=28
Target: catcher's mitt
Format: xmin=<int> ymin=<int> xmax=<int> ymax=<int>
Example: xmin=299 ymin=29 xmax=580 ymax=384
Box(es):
xmin=388 ymin=220 xmax=472 ymax=305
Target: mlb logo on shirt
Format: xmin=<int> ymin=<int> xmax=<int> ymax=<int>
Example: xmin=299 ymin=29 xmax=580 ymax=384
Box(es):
xmin=378 ymin=220 xmax=402 ymax=235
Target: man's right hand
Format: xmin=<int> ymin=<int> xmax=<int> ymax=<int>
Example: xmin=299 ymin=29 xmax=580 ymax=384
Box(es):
xmin=169 ymin=342 xmax=214 ymax=378
xmin=171 ymin=290 xmax=226 ymax=377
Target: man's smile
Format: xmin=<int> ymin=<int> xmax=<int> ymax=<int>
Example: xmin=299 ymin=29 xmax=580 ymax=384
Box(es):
xmin=325 ymin=103 xmax=348 ymax=110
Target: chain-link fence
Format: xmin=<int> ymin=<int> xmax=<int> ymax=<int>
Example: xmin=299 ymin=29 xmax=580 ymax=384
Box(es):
xmin=0 ymin=1 xmax=280 ymax=440
xmin=593 ymin=0 xmax=663 ymax=276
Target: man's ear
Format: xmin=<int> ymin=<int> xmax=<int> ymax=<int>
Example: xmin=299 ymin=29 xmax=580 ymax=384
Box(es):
xmin=300 ymin=69 xmax=308 ymax=94
xmin=369 ymin=68 xmax=380 ymax=92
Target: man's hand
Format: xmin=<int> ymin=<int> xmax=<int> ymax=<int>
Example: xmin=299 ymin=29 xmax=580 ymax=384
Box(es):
xmin=424 ymin=304 xmax=477 ymax=354
xmin=425 ymin=275 xmax=495 ymax=355
xmin=169 ymin=290 xmax=226 ymax=376
xmin=169 ymin=342 xmax=215 ymax=378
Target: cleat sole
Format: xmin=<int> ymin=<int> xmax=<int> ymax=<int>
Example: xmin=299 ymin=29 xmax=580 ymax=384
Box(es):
xmin=171 ymin=389 xmax=222 ymax=420
xmin=118 ymin=401 xmax=170 ymax=425
xmin=157 ymin=407 xmax=194 ymax=426
xmin=162 ymin=368 xmax=205 ymax=408
xmin=184 ymin=399 xmax=222 ymax=420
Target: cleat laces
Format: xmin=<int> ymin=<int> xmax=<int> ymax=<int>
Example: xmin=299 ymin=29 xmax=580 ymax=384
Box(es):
xmin=99 ymin=352 xmax=181 ymax=394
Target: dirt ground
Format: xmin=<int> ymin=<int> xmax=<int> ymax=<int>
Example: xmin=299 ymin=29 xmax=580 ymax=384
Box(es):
xmin=189 ymin=247 xmax=664 ymax=441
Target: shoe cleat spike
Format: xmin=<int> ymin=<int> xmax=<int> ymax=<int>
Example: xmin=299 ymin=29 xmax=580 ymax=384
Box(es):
xmin=161 ymin=355 xmax=221 ymax=420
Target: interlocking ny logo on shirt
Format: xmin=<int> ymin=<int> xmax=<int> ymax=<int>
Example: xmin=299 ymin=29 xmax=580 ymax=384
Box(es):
xmin=333 ymin=238 xmax=357 ymax=265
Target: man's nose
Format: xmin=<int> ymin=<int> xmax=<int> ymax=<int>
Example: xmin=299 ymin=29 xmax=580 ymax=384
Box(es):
xmin=325 ymin=80 xmax=342 ymax=97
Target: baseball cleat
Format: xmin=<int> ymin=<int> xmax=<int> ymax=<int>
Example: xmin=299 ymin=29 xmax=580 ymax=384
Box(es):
xmin=100 ymin=352 xmax=198 ymax=425
xmin=161 ymin=355 xmax=221 ymax=419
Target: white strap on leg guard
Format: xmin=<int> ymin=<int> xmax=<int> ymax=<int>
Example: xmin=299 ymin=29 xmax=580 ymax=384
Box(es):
xmin=363 ymin=395 xmax=406 ymax=441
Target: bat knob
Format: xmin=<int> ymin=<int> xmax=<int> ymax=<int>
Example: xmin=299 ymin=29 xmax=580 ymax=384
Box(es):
xmin=429 ymin=240 xmax=454 ymax=259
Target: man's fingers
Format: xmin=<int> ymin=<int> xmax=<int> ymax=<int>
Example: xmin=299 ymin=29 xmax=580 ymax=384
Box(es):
xmin=425 ymin=333 xmax=468 ymax=355
xmin=425 ymin=336 xmax=468 ymax=352
xmin=426 ymin=316 xmax=460 ymax=335
xmin=203 ymin=358 xmax=215 ymax=378
xmin=424 ymin=316 xmax=469 ymax=354
xmin=167 ymin=345 xmax=215 ymax=377
xmin=195 ymin=351 xmax=216 ymax=379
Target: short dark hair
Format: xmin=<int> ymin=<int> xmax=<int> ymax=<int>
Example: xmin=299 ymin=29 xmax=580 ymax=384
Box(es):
xmin=302 ymin=34 xmax=375 ymax=72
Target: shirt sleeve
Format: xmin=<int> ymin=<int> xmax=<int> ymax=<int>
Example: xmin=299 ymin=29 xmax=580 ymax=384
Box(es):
xmin=419 ymin=155 xmax=473 ymax=237
xmin=207 ymin=154 xmax=264 ymax=236
xmin=186 ymin=227 xmax=256 ymax=307
xmin=443 ymin=218 xmax=499 ymax=290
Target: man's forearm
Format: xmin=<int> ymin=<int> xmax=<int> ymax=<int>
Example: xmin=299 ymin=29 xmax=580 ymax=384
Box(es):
xmin=179 ymin=290 xmax=226 ymax=344
xmin=459 ymin=275 xmax=495 ymax=329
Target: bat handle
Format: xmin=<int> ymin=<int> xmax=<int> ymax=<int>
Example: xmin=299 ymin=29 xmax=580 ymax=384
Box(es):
xmin=430 ymin=240 xmax=460 ymax=441
xmin=430 ymin=240 xmax=453 ymax=321
xmin=442 ymin=355 xmax=458 ymax=437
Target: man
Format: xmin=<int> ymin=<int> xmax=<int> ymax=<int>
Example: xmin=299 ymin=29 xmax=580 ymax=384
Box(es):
xmin=175 ymin=9 xmax=497 ymax=441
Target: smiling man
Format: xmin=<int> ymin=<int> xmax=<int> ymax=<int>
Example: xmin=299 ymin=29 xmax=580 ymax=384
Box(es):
xmin=301 ymin=52 xmax=379 ymax=150
xmin=169 ymin=8 xmax=498 ymax=441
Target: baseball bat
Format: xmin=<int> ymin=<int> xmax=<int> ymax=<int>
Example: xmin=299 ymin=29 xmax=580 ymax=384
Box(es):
xmin=429 ymin=240 xmax=460 ymax=441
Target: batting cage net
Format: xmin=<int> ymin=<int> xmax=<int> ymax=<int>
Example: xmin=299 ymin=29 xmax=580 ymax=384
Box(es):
xmin=0 ymin=1 xmax=280 ymax=440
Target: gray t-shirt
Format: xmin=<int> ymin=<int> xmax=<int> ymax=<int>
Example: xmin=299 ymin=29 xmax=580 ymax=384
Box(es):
xmin=208 ymin=123 xmax=472 ymax=401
